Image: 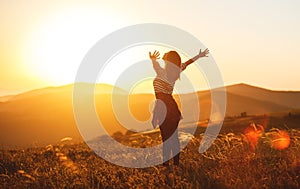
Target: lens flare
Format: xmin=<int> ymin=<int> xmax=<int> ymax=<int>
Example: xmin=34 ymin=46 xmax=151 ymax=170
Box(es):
xmin=267 ymin=129 xmax=290 ymax=150
xmin=243 ymin=123 xmax=264 ymax=151
xmin=210 ymin=112 xmax=223 ymax=123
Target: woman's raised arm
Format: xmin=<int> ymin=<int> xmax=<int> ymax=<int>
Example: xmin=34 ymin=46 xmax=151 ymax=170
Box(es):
xmin=149 ymin=50 xmax=164 ymax=74
xmin=182 ymin=48 xmax=209 ymax=71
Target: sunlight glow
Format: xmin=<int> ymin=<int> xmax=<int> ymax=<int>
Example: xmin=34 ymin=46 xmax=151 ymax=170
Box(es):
xmin=129 ymin=79 xmax=154 ymax=94
xmin=23 ymin=6 xmax=128 ymax=85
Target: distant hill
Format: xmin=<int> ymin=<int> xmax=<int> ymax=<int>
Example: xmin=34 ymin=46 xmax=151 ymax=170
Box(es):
xmin=226 ymin=83 xmax=300 ymax=109
xmin=0 ymin=83 xmax=298 ymax=148
xmin=0 ymin=83 xmax=127 ymax=148
xmin=0 ymin=94 xmax=15 ymax=102
xmin=2 ymin=83 xmax=127 ymax=102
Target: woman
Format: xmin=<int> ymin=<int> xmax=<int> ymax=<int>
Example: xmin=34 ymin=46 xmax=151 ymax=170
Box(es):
xmin=149 ymin=48 xmax=209 ymax=166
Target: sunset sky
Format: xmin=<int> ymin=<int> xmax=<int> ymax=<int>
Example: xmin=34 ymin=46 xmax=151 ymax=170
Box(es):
xmin=1 ymin=0 xmax=300 ymax=95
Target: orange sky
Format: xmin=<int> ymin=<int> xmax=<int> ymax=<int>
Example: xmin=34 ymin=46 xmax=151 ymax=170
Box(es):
xmin=1 ymin=1 xmax=300 ymax=95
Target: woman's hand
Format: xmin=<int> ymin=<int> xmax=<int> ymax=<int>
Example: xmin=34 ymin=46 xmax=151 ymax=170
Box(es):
xmin=198 ymin=48 xmax=209 ymax=58
xmin=149 ymin=50 xmax=160 ymax=61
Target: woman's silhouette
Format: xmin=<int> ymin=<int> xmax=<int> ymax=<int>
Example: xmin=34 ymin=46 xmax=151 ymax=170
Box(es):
xmin=149 ymin=49 xmax=209 ymax=166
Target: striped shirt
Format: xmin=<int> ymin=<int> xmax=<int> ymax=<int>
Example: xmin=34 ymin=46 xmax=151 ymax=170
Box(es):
xmin=152 ymin=60 xmax=187 ymax=95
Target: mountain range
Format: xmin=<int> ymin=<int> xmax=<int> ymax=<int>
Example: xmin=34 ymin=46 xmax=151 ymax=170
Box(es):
xmin=0 ymin=83 xmax=299 ymax=148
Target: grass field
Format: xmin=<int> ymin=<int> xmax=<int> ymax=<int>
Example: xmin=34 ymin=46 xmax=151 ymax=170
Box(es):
xmin=1 ymin=115 xmax=300 ymax=188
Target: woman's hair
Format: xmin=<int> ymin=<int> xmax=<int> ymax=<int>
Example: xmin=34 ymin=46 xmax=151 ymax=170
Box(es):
xmin=163 ymin=51 xmax=181 ymax=68
xmin=163 ymin=51 xmax=182 ymax=81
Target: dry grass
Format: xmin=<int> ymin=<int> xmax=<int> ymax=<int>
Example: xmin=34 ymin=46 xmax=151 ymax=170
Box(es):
xmin=1 ymin=129 xmax=300 ymax=188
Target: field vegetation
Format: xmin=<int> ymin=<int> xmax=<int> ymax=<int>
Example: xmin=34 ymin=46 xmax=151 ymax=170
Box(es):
xmin=1 ymin=115 xmax=300 ymax=188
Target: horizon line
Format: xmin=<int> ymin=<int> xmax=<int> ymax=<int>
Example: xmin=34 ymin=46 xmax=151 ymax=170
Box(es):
xmin=1 ymin=82 xmax=300 ymax=98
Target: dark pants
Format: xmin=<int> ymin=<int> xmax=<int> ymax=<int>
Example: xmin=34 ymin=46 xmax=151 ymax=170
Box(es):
xmin=159 ymin=119 xmax=180 ymax=166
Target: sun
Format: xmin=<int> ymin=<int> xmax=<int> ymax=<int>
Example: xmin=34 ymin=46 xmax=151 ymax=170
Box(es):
xmin=23 ymin=6 xmax=128 ymax=85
